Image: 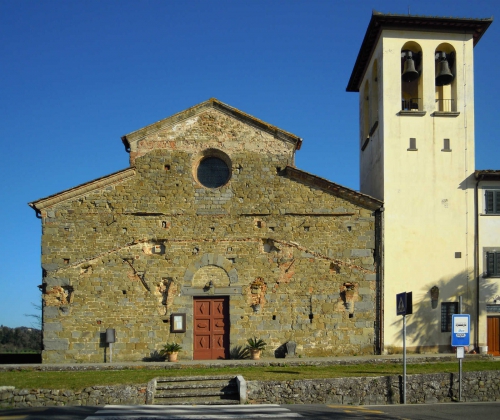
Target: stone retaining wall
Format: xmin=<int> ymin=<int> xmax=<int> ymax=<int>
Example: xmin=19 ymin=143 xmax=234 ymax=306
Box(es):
xmin=2 ymin=371 xmax=499 ymax=408
xmin=0 ymin=385 xmax=146 ymax=408
xmin=247 ymin=371 xmax=500 ymax=405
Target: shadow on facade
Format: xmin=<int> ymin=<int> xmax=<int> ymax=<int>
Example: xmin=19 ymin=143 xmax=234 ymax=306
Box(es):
xmin=389 ymin=270 xmax=498 ymax=352
xmin=230 ymin=345 xmax=250 ymax=359
xmin=143 ymin=350 xmax=165 ymax=362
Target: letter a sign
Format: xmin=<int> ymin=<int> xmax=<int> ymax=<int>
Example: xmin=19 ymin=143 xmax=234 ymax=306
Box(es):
xmin=396 ymin=292 xmax=413 ymax=316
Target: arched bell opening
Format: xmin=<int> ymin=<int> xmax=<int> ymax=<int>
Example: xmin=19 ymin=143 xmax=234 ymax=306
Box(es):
xmin=401 ymin=42 xmax=422 ymax=111
xmin=435 ymin=43 xmax=456 ymax=112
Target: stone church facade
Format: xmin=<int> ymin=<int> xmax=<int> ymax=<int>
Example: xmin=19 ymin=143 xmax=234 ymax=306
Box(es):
xmin=30 ymin=99 xmax=382 ymax=363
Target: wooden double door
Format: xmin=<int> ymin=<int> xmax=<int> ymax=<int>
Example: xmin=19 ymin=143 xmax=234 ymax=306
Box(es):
xmin=487 ymin=316 xmax=500 ymax=356
xmin=193 ymin=297 xmax=230 ymax=360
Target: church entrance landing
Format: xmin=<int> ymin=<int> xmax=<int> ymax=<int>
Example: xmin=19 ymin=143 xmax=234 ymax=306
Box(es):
xmin=193 ymin=297 xmax=229 ymax=360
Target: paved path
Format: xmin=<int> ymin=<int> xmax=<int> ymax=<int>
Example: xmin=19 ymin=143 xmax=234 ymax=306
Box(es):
xmin=3 ymin=352 xmax=493 ymax=372
xmin=3 ymin=402 xmax=500 ymax=420
xmin=84 ymin=404 xmax=302 ymax=419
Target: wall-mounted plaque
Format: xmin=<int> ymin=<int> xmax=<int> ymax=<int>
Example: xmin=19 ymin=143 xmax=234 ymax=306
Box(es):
xmin=170 ymin=313 xmax=186 ymax=333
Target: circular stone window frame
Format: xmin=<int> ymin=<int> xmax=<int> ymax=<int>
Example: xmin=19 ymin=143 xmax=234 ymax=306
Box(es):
xmin=193 ymin=148 xmax=232 ymax=189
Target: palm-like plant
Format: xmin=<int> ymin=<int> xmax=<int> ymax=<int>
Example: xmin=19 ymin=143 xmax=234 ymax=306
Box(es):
xmin=245 ymin=337 xmax=266 ymax=351
xmin=159 ymin=342 xmax=182 ymax=356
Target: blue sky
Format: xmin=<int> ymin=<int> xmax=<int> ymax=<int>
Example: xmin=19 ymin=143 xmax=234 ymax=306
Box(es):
xmin=1 ymin=0 xmax=499 ymax=328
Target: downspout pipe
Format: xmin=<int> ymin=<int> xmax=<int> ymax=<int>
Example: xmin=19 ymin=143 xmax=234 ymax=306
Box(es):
xmin=378 ymin=206 xmax=385 ymax=354
xmin=474 ymin=174 xmax=484 ymax=352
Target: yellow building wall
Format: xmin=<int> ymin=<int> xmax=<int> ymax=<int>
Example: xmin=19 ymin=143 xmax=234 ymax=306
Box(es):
xmin=478 ymin=180 xmax=500 ymax=352
xmin=360 ymin=29 xmax=477 ymax=352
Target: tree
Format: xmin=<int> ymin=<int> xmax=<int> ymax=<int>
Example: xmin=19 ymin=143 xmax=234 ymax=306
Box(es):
xmin=0 ymin=325 xmax=41 ymax=352
xmin=24 ymin=302 xmax=42 ymax=330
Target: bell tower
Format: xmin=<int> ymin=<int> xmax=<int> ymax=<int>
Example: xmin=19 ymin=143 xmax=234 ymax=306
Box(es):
xmin=347 ymin=12 xmax=492 ymax=352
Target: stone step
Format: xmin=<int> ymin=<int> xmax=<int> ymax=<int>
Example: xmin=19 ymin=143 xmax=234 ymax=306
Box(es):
xmin=156 ymin=389 xmax=238 ymax=399
xmin=157 ymin=382 xmax=237 ymax=390
xmin=151 ymin=375 xmax=241 ymax=405
xmin=153 ymin=395 xmax=240 ymax=405
xmin=156 ymin=375 xmax=236 ymax=382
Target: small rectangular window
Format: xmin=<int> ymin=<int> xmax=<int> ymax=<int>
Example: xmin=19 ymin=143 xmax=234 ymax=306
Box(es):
xmin=441 ymin=302 xmax=458 ymax=332
xmin=408 ymin=138 xmax=417 ymax=151
xmin=486 ymin=252 xmax=500 ymax=277
xmin=485 ymin=190 xmax=500 ymax=214
xmin=442 ymin=138 xmax=451 ymax=151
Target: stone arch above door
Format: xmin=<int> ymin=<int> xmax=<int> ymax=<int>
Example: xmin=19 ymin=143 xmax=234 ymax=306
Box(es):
xmin=184 ymin=254 xmax=238 ymax=284
xmin=181 ymin=254 xmax=241 ymax=296
xmin=193 ymin=265 xmax=229 ymax=288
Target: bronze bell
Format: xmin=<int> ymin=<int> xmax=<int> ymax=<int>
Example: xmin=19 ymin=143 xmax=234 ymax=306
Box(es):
xmin=402 ymin=51 xmax=419 ymax=83
xmin=435 ymin=52 xmax=454 ymax=86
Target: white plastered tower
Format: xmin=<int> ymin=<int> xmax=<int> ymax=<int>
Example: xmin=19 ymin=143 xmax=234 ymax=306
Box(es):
xmin=347 ymin=12 xmax=492 ymax=352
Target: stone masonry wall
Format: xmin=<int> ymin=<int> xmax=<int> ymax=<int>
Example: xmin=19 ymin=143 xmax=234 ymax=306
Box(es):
xmin=2 ymin=371 xmax=499 ymax=408
xmin=36 ymin=107 xmax=380 ymax=363
xmin=247 ymin=371 xmax=500 ymax=405
xmin=0 ymin=385 xmax=146 ymax=408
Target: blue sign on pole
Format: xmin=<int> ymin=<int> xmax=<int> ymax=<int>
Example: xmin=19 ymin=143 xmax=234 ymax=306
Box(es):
xmin=396 ymin=292 xmax=413 ymax=316
xmin=451 ymin=314 xmax=470 ymax=347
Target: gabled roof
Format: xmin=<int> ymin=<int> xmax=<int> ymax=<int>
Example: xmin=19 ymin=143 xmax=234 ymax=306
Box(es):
xmin=121 ymin=98 xmax=302 ymax=152
xmin=346 ymin=11 xmax=493 ymax=92
xmin=28 ymin=168 xmax=136 ymax=214
xmin=285 ymin=166 xmax=383 ymax=211
xmin=475 ymin=170 xmax=500 ymax=181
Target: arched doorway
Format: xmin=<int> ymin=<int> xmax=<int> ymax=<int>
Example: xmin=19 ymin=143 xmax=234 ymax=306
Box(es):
xmin=192 ymin=264 xmax=231 ymax=360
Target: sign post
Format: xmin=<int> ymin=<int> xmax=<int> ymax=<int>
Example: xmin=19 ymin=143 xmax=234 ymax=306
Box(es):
xmin=451 ymin=313 xmax=470 ymax=402
xmin=106 ymin=328 xmax=116 ymax=363
xmin=396 ymin=292 xmax=412 ymax=404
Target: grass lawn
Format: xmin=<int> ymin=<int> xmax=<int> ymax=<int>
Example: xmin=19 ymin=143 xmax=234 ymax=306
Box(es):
xmin=1 ymin=360 xmax=498 ymax=391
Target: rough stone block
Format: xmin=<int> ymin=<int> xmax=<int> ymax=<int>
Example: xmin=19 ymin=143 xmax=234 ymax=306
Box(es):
xmin=45 ymin=277 xmax=71 ymax=287
xmin=355 ymin=301 xmax=375 ymax=311
xmin=43 ymin=306 xmax=60 ymax=319
xmin=44 ymin=339 xmax=69 ymax=351
xmin=44 ymin=322 xmax=62 ymax=332
xmin=42 ymin=263 xmax=59 ymax=271
xmin=350 ymin=249 xmax=372 ymax=258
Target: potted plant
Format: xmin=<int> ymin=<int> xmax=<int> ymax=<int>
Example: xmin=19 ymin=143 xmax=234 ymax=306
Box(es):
xmin=245 ymin=337 xmax=266 ymax=360
xmin=160 ymin=342 xmax=182 ymax=362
